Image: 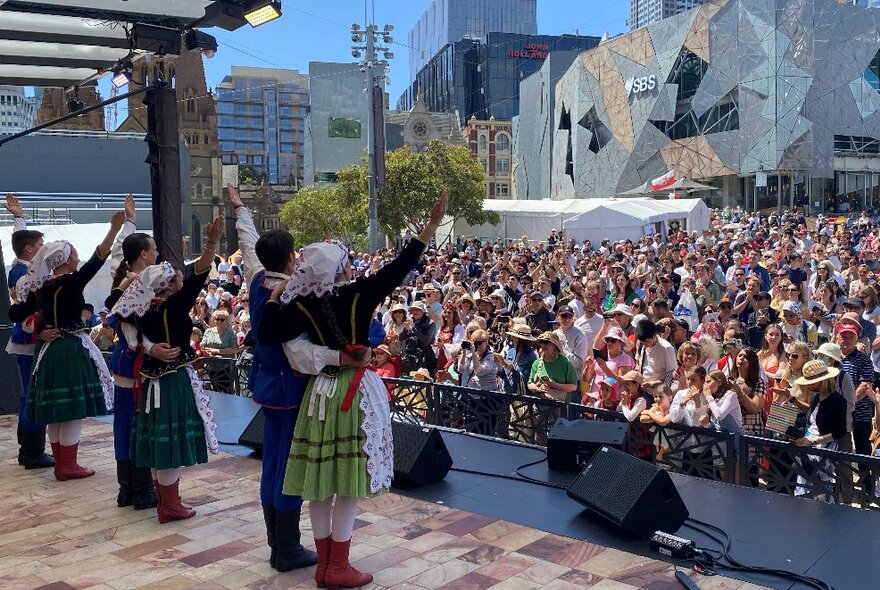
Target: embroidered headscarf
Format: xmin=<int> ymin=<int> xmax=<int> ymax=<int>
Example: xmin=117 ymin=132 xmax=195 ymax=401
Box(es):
xmin=16 ymin=240 xmax=72 ymax=300
xmin=111 ymin=262 xmax=177 ymax=318
xmin=280 ymin=240 xmax=349 ymax=304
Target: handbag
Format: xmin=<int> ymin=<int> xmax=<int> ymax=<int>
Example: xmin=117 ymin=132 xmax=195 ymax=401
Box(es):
xmin=765 ymin=402 xmax=804 ymax=438
xmin=509 ymin=358 xmax=540 ymax=443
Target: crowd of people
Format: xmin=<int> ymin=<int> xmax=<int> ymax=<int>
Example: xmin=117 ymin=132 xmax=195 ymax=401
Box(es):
xmin=7 ymin=187 xmax=880 ymax=588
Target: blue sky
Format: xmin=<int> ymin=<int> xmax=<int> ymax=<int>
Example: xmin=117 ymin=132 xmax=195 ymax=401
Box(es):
xmin=102 ymin=0 xmax=628 ymax=124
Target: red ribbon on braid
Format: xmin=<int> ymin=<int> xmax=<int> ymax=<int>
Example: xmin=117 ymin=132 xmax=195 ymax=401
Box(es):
xmin=340 ymin=344 xmax=373 ymax=412
xmin=132 ymin=345 xmax=146 ymax=410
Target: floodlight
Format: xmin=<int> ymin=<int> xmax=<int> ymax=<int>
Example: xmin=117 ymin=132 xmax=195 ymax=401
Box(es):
xmin=244 ymin=1 xmax=282 ymax=27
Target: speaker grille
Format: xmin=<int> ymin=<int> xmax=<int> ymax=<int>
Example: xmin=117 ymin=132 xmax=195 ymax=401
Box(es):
xmin=568 ymin=446 xmax=656 ymax=523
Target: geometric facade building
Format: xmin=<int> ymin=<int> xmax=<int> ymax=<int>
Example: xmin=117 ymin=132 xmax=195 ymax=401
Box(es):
xmin=553 ymin=0 xmax=880 ymax=213
xmin=0 ymin=86 xmax=36 ymax=134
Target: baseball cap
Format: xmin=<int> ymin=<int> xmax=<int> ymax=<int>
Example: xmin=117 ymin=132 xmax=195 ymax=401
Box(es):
xmin=557 ymin=304 xmax=574 ymax=317
xmin=837 ymin=323 xmax=859 ymax=336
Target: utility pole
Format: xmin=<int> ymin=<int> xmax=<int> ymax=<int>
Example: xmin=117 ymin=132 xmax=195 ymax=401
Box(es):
xmin=352 ymin=22 xmax=393 ymax=252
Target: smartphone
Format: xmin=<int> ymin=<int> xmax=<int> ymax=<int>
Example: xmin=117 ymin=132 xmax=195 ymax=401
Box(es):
xmin=460 ymin=341 xmax=471 ymax=350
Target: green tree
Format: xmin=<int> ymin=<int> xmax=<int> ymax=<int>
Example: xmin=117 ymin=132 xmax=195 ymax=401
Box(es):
xmin=278 ymin=181 xmax=368 ymax=250
xmin=280 ymin=141 xmax=496 ymax=250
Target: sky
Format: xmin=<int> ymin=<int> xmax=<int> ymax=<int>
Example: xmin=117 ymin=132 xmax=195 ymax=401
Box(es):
xmin=102 ymin=0 xmax=629 ymax=126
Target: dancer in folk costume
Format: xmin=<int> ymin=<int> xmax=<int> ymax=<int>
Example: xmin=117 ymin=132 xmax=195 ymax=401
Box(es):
xmin=104 ymin=195 xmax=176 ymax=510
xmin=230 ymin=184 xmax=364 ymax=571
xmin=10 ymin=210 xmax=124 ymax=480
xmin=113 ymin=218 xmax=223 ymax=524
xmin=4 ymin=193 xmax=54 ymax=469
xmin=260 ymin=192 xmax=447 ymax=589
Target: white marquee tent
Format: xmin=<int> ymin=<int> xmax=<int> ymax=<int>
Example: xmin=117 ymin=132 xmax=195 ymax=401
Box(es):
xmin=451 ymin=198 xmax=711 ymax=243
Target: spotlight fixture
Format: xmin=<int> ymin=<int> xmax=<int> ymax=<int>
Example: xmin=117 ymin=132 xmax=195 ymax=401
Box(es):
xmin=68 ymin=88 xmax=84 ymax=114
xmin=185 ymin=29 xmax=218 ymax=58
xmin=244 ymin=1 xmax=282 ymax=27
xmin=352 ymin=49 xmax=362 ymax=58
xmin=383 ymin=24 xmax=394 ymax=33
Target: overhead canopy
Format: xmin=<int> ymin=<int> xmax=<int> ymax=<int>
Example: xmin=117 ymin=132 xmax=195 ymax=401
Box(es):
xmin=0 ymin=1 xmax=256 ymax=87
xmin=453 ymin=198 xmax=711 ymax=243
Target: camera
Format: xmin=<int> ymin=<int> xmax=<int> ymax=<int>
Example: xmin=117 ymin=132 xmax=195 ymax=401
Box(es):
xmin=460 ymin=341 xmax=472 ymax=350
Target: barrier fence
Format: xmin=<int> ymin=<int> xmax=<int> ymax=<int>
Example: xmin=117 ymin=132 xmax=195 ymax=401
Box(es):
xmin=383 ymin=378 xmax=880 ymax=510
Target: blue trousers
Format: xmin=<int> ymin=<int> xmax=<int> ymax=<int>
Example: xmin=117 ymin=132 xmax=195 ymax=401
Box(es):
xmin=261 ymin=407 xmax=303 ymax=510
xmin=16 ymin=355 xmax=43 ymax=430
xmin=113 ymin=385 xmax=135 ymax=461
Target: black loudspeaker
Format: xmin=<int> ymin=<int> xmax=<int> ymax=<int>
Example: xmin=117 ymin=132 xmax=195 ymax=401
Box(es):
xmin=392 ymin=422 xmax=453 ymax=487
xmin=547 ymin=418 xmax=628 ymax=471
xmin=567 ymin=446 xmax=689 ymax=539
xmin=238 ymin=408 xmax=265 ymax=452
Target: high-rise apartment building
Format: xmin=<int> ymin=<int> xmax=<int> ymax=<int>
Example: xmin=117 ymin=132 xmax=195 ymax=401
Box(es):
xmin=0 ymin=87 xmax=36 ymax=134
xmin=216 ymin=66 xmax=309 ymax=186
xmin=408 ymin=0 xmax=538 ymax=81
xmin=630 ymin=0 xmax=709 ymax=30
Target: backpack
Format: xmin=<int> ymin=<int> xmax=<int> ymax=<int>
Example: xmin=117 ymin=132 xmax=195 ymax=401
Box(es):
xmin=400 ymin=335 xmax=429 ymax=376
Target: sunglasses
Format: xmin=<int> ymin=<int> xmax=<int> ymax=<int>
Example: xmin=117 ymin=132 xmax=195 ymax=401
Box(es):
xmin=473 ymin=340 xmax=486 ymax=346
xmin=720 ymin=303 xmax=733 ymax=309
xmin=215 ymin=318 xmax=227 ymax=323
xmin=559 ymin=313 xmax=573 ymax=318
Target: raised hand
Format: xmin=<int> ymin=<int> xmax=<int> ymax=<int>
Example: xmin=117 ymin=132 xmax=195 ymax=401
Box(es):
xmin=206 ymin=217 xmax=224 ymax=244
xmin=110 ymin=210 xmax=126 ymax=232
xmin=124 ymin=194 xmax=136 ymax=223
xmin=5 ymin=193 xmax=23 ymax=217
xmin=226 ymin=184 xmax=243 ymax=209
xmin=429 ymin=190 xmax=449 ymax=225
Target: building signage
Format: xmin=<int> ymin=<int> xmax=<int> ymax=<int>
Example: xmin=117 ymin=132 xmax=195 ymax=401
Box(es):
xmin=625 ymin=74 xmax=658 ymax=99
xmin=506 ymin=43 xmax=549 ymax=60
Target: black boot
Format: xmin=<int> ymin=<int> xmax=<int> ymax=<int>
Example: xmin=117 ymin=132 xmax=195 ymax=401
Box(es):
xmin=116 ymin=460 xmax=133 ymax=507
xmin=20 ymin=427 xmax=54 ymax=469
xmin=275 ymin=508 xmax=318 ymax=572
xmin=16 ymin=423 xmax=24 ymax=466
xmin=262 ymin=505 xmax=277 ymax=569
xmin=131 ymin=466 xmax=158 ymax=510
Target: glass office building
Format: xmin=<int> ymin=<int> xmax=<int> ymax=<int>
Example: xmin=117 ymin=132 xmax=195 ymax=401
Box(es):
xmin=398 ymin=32 xmax=600 ymax=124
xmin=216 ymin=66 xmax=309 ymax=185
xmin=408 ymin=0 xmax=538 ymax=81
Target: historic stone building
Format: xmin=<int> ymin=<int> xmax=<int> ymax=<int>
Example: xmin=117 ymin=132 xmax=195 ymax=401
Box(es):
xmin=35 ymin=85 xmax=105 ymax=131
xmin=116 ymin=50 xmax=221 ymax=252
xmin=385 ymin=95 xmax=468 ymax=153
xmin=464 ymin=116 xmax=513 ymax=199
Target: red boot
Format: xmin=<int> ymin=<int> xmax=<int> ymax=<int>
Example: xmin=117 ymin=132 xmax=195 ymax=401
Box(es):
xmin=155 ymin=479 xmax=196 ymax=524
xmin=314 ymin=537 xmax=332 ymax=588
xmin=324 ymin=538 xmax=372 ymax=590
xmin=53 ymin=443 xmax=95 ymax=481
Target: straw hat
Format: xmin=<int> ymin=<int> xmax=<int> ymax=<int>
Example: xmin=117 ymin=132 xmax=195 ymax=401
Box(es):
xmin=505 ymin=323 xmax=536 ymax=342
xmin=794 ymin=360 xmax=840 ymax=386
xmin=409 ymin=368 xmax=433 ymax=382
xmin=536 ymin=331 xmax=564 ymax=351
xmin=389 ymin=303 xmax=406 ymax=314
xmin=619 ymin=370 xmax=644 ymax=386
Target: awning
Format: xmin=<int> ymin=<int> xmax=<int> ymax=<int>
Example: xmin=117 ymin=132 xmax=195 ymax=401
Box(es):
xmin=0 ymin=1 xmax=263 ymax=87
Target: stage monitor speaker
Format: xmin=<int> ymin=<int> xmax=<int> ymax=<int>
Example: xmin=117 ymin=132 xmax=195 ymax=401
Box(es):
xmin=392 ymin=422 xmax=453 ymax=487
xmin=567 ymin=446 xmax=689 ymax=539
xmin=547 ymin=418 xmax=628 ymax=471
xmin=238 ymin=408 xmax=265 ymax=452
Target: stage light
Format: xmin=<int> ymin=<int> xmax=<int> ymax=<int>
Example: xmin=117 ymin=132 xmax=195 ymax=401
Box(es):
xmin=244 ymin=1 xmax=282 ymax=27
xmin=185 ymin=29 xmax=219 ymax=58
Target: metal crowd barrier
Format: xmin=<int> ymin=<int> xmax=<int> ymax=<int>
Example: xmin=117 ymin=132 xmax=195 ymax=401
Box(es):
xmin=383 ymin=378 xmax=880 ymax=510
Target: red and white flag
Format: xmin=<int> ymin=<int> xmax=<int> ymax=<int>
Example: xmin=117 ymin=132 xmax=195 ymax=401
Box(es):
xmin=651 ymin=170 xmax=676 ymax=191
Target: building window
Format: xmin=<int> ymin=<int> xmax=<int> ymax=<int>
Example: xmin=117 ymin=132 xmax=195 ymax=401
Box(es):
xmin=478 ymin=134 xmax=488 ymax=151
xmin=480 ymin=158 xmax=487 ymax=173
xmin=195 ymin=182 xmax=204 ymax=199
xmin=496 ymin=132 xmax=510 ymax=152
xmin=496 ymin=158 xmax=510 ymax=174
xmin=191 ymin=216 xmax=202 ymax=251
xmin=496 ymin=184 xmax=509 ymax=197
xmin=866 ymin=49 xmax=880 ymax=92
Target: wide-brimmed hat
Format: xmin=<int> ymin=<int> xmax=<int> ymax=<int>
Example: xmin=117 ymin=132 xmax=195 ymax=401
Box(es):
xmin=409 ymin=368 xmax=433 ymax=382
xmin=409 ymin=301 xmax=428 ymax=314
xmin=795 ymin=360 xmax=840 ymax=386
xmin=390 ymin=303 xmax=406 ymax=314
xmin=604 ymin=326 xmax=627 ymax=342
xmin=610 ymin=304 xmax=633 ymax=317
xmin=506 ymin=323 xmax=536 ymax=342
xmin=536 ymin=331 xmax=564 ymax=351
xmin=815 ymin=342 xmax=842 ymax=364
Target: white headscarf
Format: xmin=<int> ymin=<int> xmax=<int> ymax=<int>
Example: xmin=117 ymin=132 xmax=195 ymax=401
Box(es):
xmin=16 ymin=240 xmax=72 ymax=300
xmin=111 ymin=262 xmax=177 ymax=318
xmin=280 ymin=240 xmax=349 ymax=304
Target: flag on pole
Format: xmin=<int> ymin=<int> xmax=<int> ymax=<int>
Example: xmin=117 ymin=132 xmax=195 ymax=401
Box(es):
xmin=651 ymin=170 xmax=676 ymax=191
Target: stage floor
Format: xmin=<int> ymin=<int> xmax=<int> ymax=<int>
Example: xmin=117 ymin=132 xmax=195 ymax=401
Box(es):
xmin=0 ymin=410 xmax=763 ymax=590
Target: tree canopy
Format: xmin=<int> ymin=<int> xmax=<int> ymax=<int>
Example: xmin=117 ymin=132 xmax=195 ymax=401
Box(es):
xmin=279 ymin=140 xmax=498 ymax=249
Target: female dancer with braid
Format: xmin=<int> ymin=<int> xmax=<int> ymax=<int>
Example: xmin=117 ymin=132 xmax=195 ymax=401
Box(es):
xmin=10 ymin=210 xmax=124 ymax=480
xmin=260 ymin=192 xmax=447 ymax=590
xmin=116 ymin=218 xmax=224 ymax=523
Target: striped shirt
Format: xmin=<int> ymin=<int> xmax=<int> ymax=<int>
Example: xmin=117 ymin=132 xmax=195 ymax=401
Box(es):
xmin=840 ymin=350 xmax=875 ymax=423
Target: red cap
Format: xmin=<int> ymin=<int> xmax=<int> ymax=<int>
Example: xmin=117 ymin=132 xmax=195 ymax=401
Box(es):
xmin=837 ymin=323 xmax=859 ymax=336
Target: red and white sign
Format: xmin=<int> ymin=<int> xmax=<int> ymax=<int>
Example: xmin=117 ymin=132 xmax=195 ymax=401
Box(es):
xmin=651 ymin=171 xmax=676 ymax=191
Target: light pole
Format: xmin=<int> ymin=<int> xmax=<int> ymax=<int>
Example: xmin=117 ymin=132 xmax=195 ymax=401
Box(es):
xmin=352 ymin=23 xmax=394 ymax=252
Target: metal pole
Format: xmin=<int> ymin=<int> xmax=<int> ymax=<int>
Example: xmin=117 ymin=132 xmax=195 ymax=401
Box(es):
xmin=366 ymin=25 xmax=380 ymax=253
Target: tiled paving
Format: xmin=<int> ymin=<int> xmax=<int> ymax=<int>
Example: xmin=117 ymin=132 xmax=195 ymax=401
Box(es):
xmin=0 ymin=415 xmax=769 ymax=589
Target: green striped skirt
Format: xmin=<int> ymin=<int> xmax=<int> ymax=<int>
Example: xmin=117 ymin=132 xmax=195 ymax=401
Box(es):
xmin=131 ymin=368 xmax=208 ymax=470
xmin=27 ymin=335 xmax=107 ymax=424
xmin=283 ymin=369 xmax=394 ymax=501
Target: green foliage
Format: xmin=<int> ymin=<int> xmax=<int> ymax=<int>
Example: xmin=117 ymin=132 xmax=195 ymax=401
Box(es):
xmin=280 ymin=141 xmax=495 ymax=250
xmin=278 ymin=179 xmax=368 ymax=250
xmin=239 ymin=164 xmax=267 ymax=186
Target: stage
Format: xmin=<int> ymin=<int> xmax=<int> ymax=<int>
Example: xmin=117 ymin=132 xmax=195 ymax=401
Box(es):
xmin=95 ymin=391 xmax=880 ymax=589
